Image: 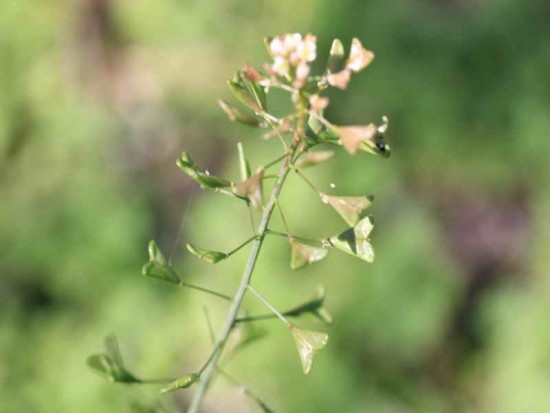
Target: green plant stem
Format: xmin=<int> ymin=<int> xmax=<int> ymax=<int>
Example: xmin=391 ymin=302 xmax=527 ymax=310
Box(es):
xmin=293 ymin=167 xmax=320 ymax=194
xmin=218 ymin=370 xmax=275 ymax=413
xmin=202 ymin=308 xmax=274 ymax=412
xmin=178 ymin=281 xmax=232 ymax=301
xmin=187 ymin=130 xmax=302 ymax=413
xmin=247 ymin=285 xmax=288 ymax=324
xmin=265 ymin=229 xmax=324 ymax=247
xmin=263 ymin=152 xmax=288 ymax=170
xmin=227 ymin=235 xmax=258 ymax=257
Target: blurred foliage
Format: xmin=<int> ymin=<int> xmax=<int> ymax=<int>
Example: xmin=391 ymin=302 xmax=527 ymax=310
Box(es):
xmin=1 ymin=0 xmax=549 ymax=412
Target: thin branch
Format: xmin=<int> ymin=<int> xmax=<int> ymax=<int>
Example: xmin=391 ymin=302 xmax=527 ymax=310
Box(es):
xmin=263 ymin=152 xmax=288 ymax=170
xmin=247 ymin=285 xmax=289 ymax=325
xmin=227 ymin=235 xmax=257 ymax=257
xmin=178 ymin=281 xmax=232 ymax=301
xmin=246 ymin=203 xmax=257 ymax=234
xmin=263 ymin=116 xmax=289 ymax=151
xmin=218 ymin=370 xmax=275 ymax=413
xmin=202 ymin=308 xmax=274 ymax=411
xmin=276 ymin=200 xmax=291 ymax=234
xmin=265 ymin=229 xmax=323 ymax=247
xmin=293 ymin=168 xmax=320 ymax=194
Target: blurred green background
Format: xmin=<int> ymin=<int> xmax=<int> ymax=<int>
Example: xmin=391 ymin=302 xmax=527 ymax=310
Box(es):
xmin=1 ymin=0 xmax=549 ymax=412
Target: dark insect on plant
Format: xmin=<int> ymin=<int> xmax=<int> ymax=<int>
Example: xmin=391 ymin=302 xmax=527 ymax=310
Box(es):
xmin=88 ymin=33 xmax=391 ymax=412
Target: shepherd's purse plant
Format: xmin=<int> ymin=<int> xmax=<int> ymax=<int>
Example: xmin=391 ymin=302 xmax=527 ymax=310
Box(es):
xmin=88 ymin=33 xmax=391 ymax=413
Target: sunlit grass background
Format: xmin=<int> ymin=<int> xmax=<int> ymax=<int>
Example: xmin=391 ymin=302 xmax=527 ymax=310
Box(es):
xmin=1 ymin=0 xmax=549 ymax=412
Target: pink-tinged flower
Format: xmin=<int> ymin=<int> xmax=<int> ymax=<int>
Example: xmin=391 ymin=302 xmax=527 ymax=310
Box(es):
xmin=326 ymin=69 xmax=351 ymax=90
xmin=295 ymin=33 xmax=317 ymax=63
xmin=283 ymin=33 xmax=303 ymax=52
xmin=267 ymin=33 xmax=318 ymax=88
xmin=309 ymin=94 xmax=329 ymax=111
xmin=242 ymin=62 xmax=265 ymax=83
xmin=336 ymin=124 xmax=377 ymax=154
xmin=346 ymin=38 xmax=374 ymax=73
xmin=269 ymin=36 xmax=286 ymax=56
xmin=293 ymin=62 xmax=310 ymax=87
xmin=272 ymin=56 xmax=290 ymax=77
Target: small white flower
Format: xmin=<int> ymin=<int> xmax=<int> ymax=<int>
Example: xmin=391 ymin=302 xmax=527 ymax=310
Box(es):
xmin=296 ymin=62 xmax=310 ymax=81
xmin=309 ymin=94 xmax=329 ymax=111
xmin=293 ymin=62 xmax=310 ymax=88
xmin=284 ymin=33 xmax=302 ymax=51
xmin=347 ymin=38 xmax=374 ymax=73
xmin=297 ymin=33 xmax=317 ymax=62
xmin=270 ymin=37 xmax=285 ymax=56
xmin=272 ymin=56 xmax=290 ymax=77
xmin=326 ymin=69 xmax=351 ymax=90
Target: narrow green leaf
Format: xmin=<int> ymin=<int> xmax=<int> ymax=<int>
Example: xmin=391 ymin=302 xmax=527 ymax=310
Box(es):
xmin=218 ymin=99 xmax=262 ymax=127
xmin=237 ymin=142 xmax=252 ymax=181
xmin=308 ymin=112 xmax=324 ymax=135
xmin=320 ymin=193 xmax=373 ymax=226
xmin=148 ymin=240 xmax=167 ymax=265
xmin=289 ymin=238 xmax=328 ymax=270
xmin=288 ymin=324 xmax=328 ymax=374
xmin=142 ymin=261 xmax=180 ymax=284
xmin=285 ymin=285 xmax=333 ymax=325
xmin=186 ymin=243 xmax=228 ymax=264
xmin=227 ymin=79 xmax=262 ymax=113
xmin=325 ymin=38 xmax=345 ymax=74
xmin=176 ymin=152 xmax=232 ymax=189
xmin=86 ymin=336 xmax=141 ymax=383
xmin=327 ymin=216 xmax=375 ymax=263
xmin=295 ymin=151 xmax=335 ymax=169
xmin=160 ymin=374 xmax=199 ymax=394
xmin=245 ymin=78 xmax=267 ymax=112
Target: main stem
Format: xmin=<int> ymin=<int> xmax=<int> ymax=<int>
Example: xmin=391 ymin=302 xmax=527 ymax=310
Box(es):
xmin=188 ymin=108 xmax=303 ymax=412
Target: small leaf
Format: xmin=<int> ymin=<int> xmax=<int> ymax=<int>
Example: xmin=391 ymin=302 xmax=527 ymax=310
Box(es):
xmin=325 ymin=38 xmax=345 ymax=74
xmin=320 ymin=193 xmax=373 ymax=226
xmin=148 ymin=240 xmax=167 ymax=265
xmin=177 ymin=152 xmax=232 ymax=189
xmin=285 ymin=285 xmax=333 ymax=325
xmin=289 ymin=238 xmax=328 ymax=270
xmin=237 ymin=142 xmax=252 ymax=181
xmin=288 ymin=324 xmax=328 ymax=374
xmin=233 ymin=168 xmax=264 ymax=208
xmin=87 ymin=336 xmax=141 ymax=383
xmin=227 ymin=79 xmax=262 ymax=113
xmin=186 ymin=243 xmax=228 ymax=264
xmin=295 ymin=151 xmax=335 ymax=169
xmin=160 ymin=374 xmax=199 ymax=394
xmin=142 ymin=261 xmax=180 ymax=284
xmin=243 ymin=75 xmax=267 ymax=112
xmin=308 ymin=112 xmax=324 ymax=135
xmin=218 ymin=99 xmax=262 ymax=127
xmin=327 ymin=216 xmax=375 ymax=263
xmin=143 ymin=241 xmax=181 ymax=283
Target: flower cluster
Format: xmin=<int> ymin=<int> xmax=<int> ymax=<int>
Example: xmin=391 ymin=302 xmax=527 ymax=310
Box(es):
xmin=268 ymin=33 xmax=317 ymax=88
xmin=326 ymin=38 xmax=374 ymax=90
